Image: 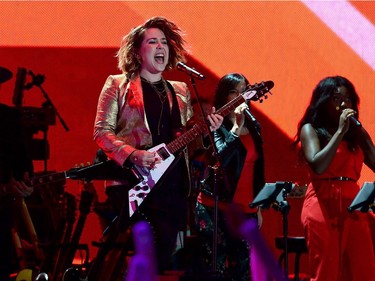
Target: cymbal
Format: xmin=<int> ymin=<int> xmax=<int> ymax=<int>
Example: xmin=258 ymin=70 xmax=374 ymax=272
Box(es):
xmin=0 ymin=66 xmax=13 ymax=84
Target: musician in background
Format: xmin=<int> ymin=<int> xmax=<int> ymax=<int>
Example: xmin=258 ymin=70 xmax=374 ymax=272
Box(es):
xmin=195 ymin=73 xmax=265 ymax=281
xmin=293 ymin=76 xmax=375 ymax=280
xmin=93 ymin=17 xmax=222 ymax=274
xmin=0 ymin=66 xmax=34 ymax=280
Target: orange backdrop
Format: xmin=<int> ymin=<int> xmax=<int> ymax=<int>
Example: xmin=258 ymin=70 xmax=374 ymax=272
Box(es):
xmin=1 ymin=0 xmax=374 ymax=274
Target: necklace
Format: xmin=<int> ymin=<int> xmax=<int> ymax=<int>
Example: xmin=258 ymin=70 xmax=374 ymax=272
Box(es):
xmin=140 ymin=77 xmax=168 ymax=103
xmin=141 ymin=76 xmax=169 ymax=135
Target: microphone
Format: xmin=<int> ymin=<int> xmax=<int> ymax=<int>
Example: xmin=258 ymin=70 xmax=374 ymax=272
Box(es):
xmin=244 ymin=107 xmax=262 ymax=132
xmin=244 ymin=100 xmax=259 ymax=123
xmin=243 ymin=100 xmax=262 ymax=133
xmin=176 ymin=62 xmax=205 ymax=80
xmin=244 ymin=108 xmax=257 ymax=123
xmin=349 ymin=116 xmax=362 ymax=127
xmin=24 ymin=70 xmax=45 ymax=90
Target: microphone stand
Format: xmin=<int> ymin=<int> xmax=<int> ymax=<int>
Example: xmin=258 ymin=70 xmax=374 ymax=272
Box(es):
xmin=29 ymin=71 xmax=70 ymax=132
xmin=278 ymin=188 xmax=290 ymax=276
xmin=27 ymin=71 xmax=70 ymax=172
xmin=271 ymin=183 xmax=291 ymax=277
xmin=188 ymin=75 xmax=223 ymax=275
xmin=250 ymin=182 xmax=292 ymax=279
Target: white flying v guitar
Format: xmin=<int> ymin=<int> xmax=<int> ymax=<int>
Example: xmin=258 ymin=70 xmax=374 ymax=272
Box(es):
xmin=128 ymin=80 xmax=274 ymax=217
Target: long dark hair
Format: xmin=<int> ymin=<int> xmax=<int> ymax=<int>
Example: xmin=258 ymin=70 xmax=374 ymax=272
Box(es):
xmin=213 ymin=73 xmax=249 ymax=108
xmin=293 ymin=75 xmax=360 ymax=152
xmin=213 ymin=73 xmax=250 ymax=129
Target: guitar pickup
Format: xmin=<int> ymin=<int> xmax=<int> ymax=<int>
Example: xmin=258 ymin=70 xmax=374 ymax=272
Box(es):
xmin=130 ymin=165 xmax=146 ymax=182
xmin=157 ymin=146 xmax=170 ymax=160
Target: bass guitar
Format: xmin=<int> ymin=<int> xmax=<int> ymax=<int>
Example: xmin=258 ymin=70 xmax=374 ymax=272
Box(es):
xmin=128 ymin=80 xmax=274 ymax=216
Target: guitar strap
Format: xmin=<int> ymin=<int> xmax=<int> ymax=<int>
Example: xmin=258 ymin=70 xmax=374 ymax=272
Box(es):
xmin=166 ymin=81 xmax=184 ymax=137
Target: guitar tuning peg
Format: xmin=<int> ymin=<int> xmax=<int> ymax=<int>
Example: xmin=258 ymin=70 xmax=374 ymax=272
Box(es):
xmin=259 ymin=99 xmax=264 ymax=103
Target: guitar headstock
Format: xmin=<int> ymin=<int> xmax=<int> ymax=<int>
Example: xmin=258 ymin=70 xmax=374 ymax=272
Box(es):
xmin=242 ymin=80 xmax=274 ymax=103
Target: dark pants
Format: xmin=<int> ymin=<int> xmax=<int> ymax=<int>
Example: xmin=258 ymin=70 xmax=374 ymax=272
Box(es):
xmin=105 ymin=158 xmax=188 ymax=273
xmin=195 ymin=203 xmax=253 ymax=281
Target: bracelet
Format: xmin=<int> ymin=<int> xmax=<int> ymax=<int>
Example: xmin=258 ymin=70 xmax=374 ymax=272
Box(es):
xmin=123 ymin=150 xmax=139 ymax=168
xmin=230 ymin=130 xmax=239 ymax=137
xmin=130 ymin=150 xmax=138 ymax=163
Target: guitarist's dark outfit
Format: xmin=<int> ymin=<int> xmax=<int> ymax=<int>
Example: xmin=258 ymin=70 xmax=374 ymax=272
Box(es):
xmin=93 ymin=74 xmax=193 ymax=273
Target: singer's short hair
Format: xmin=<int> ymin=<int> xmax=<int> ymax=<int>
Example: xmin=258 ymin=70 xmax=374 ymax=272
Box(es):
xmin=117 ymin=17 xmax=187 ymax=79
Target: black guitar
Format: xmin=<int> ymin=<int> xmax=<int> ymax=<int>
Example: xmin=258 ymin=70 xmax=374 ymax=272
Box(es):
xmin=29 ymin=160 xmax=129 ymax=188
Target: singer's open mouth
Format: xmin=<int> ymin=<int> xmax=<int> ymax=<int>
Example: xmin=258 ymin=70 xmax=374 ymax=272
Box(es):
xmin=155 ymin=53 xmax=165 ymax=64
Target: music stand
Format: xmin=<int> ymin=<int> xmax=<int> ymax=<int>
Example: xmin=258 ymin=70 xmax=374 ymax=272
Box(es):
xmin=348 ymin=182 xmax=375 ymax=213
xmin=250 ymin=181 xmax=294 ymax=277
xmin=250 ymin=182 xmax=294 ymax=210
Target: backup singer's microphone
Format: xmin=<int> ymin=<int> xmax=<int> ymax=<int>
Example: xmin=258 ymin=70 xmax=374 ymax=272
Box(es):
xmin=176 ymin=62 xmax=205 ymax=80
xmin=244 ymin=107 xmax=262 ymax=130
xmin=349 ymin=116 xmax=362 ymax=127
xmin=244 ymin=108 xmax=257 ymax=123
xmin=244 ymin=100 xmax=258 ymax=123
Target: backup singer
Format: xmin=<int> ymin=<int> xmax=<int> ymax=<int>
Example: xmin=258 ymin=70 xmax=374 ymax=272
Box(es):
xmin=93 ymin=17 xmax=222 ymax=274
xmin=293 ymin=76 xmax=375 ymax=280
xmin=195 ymin=73 xmax=265 ymax=281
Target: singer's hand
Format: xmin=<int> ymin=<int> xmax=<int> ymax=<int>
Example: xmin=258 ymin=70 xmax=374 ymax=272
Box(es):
xmin=230 ymin=103 xmax=247 ymax=135
xmin=338 ymin=108 xmax=356 ymax=135
xmin=233 ymin=103 xmax=247 ymax=128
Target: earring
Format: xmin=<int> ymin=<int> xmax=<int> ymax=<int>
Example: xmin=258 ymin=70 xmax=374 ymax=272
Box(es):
xmin=335 ymin=106 xmax=340 ymax=111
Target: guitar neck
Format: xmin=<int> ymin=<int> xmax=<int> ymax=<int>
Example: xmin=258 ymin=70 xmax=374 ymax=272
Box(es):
xmin=166 ymin=93 xmax=247 ymax=155
xmin=215 ymin=93 xmax=246 ymax=117
xmin=30 ymin=171 xmax=67 ymax=187
xmin=167 ymin=123 xmax=206 ymax=154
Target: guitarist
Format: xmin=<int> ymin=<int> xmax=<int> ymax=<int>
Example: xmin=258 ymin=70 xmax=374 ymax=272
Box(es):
xmin=93 ymin=17 xmax=223 ymax=275
xmin=0 ymin=67 xmax=34 ymax=281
